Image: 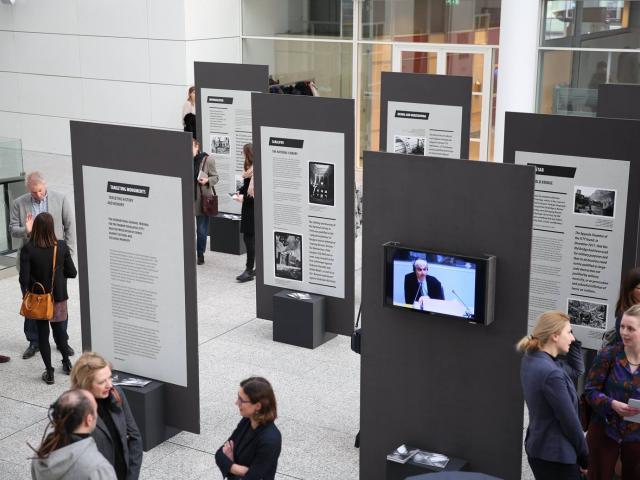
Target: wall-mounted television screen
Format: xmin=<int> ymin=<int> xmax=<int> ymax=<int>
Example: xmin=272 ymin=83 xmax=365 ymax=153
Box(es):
xmin=383 ymin=243 xmax=496 ymax=325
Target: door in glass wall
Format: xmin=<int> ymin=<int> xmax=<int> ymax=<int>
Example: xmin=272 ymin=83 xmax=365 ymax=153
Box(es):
xmin=392 ymin=45 xmax=494 ymax=161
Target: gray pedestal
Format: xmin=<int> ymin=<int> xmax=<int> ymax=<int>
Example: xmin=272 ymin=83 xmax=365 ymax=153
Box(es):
xmin=119 ymin=378 xmax=180 ymax=451
xmin=273 ymin=290 xmax=335 ymax=349
xmin=209 ymin=214 xmax=246 ymax=255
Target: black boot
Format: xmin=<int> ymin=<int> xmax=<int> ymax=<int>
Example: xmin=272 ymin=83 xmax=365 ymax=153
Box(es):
xmin=42 ymin=368 xmax=54 ymax=385
xmin=197 ymin=253 xmax=205 ymax=265
xmin=236 ymin=269 xmax=255 ymax=282
xmin=62 ymin=358 xmax=72 ymax=375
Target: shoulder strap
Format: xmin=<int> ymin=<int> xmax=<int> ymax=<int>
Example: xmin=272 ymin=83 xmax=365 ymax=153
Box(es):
xmin=354 ymin=302 xmax=361 ymax=331
xmin=50 ymin=242 xmax=57 ymax=293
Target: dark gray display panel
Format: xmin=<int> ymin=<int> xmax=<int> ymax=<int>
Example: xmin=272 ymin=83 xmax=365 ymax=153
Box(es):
xmin=194 ymin=62 xmax=268 ymax=214
xmin=504 ymin=112 xmax=640 ymax=349
xmin=360 ymin=151 xmax=534 ymax=480
xmin=380 ymin=72 xmax=471 ymax=159
xmin=252 ymin=93 xmax=355 ymax=336
xmin=70 ymin=121 xmax=200 ymax=434
xmin=597 ymin=83 xmax=640 ymax=120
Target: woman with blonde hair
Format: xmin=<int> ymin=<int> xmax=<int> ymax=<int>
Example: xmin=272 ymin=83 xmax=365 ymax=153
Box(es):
xmin=70 ymin=352 xmax=143 ymax=480
xmin=517 ymin=310 xmax=588 ymax=479
xmin=182 ymin=86 xmax=196 ymax=138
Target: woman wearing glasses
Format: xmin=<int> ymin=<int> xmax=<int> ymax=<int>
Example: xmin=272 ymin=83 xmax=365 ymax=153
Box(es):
xmin=215 ymin=377 xmax=282 ymax=480
xmin=70 ymin=352 xmax=143 ymax=480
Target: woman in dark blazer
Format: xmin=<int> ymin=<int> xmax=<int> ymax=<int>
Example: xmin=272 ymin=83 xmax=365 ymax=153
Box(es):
xmin=19 ymin=212 xmax=76 ymax=384
xmin=216 ymin=377 xmax=282 ymax=480
xmin=234 ymin=143 xmax=255 ymax=283
xmin=70 ymin=352 xmax=143 ymax=480
xmin=517 ymin=310 xmax=588 ymax=480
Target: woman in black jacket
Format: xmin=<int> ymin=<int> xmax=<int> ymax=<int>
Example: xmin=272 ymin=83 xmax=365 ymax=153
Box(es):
xmin=215 ymin=377 xmax=282 ymax=480
xmin=19 ymin=212 xmax=77 ymax=384
xmin=234 ymin=143 xmax=255 ymax=282
xmin=70 ymin=351 xmax=143 ymax=480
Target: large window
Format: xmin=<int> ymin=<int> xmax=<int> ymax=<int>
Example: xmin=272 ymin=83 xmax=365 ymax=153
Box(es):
xmin=242 ymin=1 xmax=501 ymax=164
xmin=538 ymin=1 xmax=640 ymax=116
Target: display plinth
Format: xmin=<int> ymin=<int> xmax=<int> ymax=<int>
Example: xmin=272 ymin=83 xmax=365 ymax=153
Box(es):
xmin=120 ymin=378 xmax=180 ymax=451
xmin=273 ymin=290 xmax=335 ymax=348
xmin=209 ymin=214 xmax=245 ymax=255
xmin=385 ymin=450 xmax=467 ymax=480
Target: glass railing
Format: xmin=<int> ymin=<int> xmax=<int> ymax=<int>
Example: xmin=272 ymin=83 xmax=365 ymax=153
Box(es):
xmin=0 ymin=137 xmax=25 ymax=254
xmin=0 ymin=137 xmax=24 ymax=179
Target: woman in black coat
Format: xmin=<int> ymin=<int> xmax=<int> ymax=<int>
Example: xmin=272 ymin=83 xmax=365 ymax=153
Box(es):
xmin=19 ymin=212 xmax=77 ymax=384
xmin=215 ymin=377 xmax=282 ymax=480
xmin=234 ymin=143 xmax=255 ymax=282
xmin=70 ymin=351 xmax=143 ymax=480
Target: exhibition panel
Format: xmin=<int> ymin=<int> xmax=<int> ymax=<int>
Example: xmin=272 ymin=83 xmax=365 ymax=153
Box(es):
xmin=70 ymin=121 xmax=200 ymax=434
xmin=194 ymin=62 xmax=268 ymax=215
xmin=251 ymin=93 xmax=355 ymax=336
xmin=360 ymin=151 xmax=535 ymax=480
xmin=380 ymin=72 xmax=471 ymax=159
xmin=504 ymin=112 xmax=640 ymax=350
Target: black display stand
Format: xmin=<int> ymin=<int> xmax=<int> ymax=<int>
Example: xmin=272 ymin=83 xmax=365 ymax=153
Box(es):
xmin=209 ymin=214 xmax=245 ymax=255
xmin=272 ymin=290 xmax=335 ymax=348
xmin=119 ymin=379 xmax=180 ymax=451
xmin=252 ymin=93 xmax=355 ymax=336
xmin=359 ymin=151 xmax=534 ymax=480
xmin=386 ymin=452 xmax=467 ymax=480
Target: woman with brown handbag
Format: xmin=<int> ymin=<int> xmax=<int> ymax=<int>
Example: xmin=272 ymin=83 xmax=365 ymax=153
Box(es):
xmin=192 ymin=138 xmax=219 ymax=265
xmin=19 ymin=212 xmax=77 ymax=384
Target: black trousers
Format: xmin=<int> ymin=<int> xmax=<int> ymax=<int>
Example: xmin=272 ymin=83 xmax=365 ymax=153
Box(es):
xmin=243 ymin=232 xmax=255 ymax=270
xmin=37 ymin=320 xmax=70 ymax=370
xmin=528 ymin=456 xmax=581 ymax=480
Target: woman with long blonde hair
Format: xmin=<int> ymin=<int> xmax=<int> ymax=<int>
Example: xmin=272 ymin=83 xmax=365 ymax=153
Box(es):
xmin=70 ymin=352 xmax=143 ymax=480
xmin=517 ymin=311 xmax=588 ymax=479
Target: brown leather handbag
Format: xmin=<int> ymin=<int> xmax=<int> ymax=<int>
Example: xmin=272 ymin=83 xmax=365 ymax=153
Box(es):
xmin=19 ymin=243 xmax=56 ymax=320
xmin=200 ymin=184 xmax=219 ymax=217
xmin=199 ymin=156 xmax=218 ymax=217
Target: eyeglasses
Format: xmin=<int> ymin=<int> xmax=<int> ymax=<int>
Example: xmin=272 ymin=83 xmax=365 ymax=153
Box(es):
xmin=237 ymin=395 xmax=252 ymax=404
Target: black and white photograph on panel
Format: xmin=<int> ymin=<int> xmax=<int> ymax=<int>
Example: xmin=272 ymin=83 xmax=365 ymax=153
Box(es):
xmin=573 ymin=186 xmax=616 ymax=217
xmin=274 ymin=232 xmax=303 ymax=281
xmin=210 ymin=135 xmax=230 ymax=155
xmin=567 ymin=298 xmax=608 ymax=330
xmin=308 ymin=162 xmax=335 ymax=206
xmin=394 ymin=135 xmax=425 ymax=155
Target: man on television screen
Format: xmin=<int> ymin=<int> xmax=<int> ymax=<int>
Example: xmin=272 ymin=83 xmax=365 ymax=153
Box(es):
xmin=404 ymin=258 xmax=445 ymax=307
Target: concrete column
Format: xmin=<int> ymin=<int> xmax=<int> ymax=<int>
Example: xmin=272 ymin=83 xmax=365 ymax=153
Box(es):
xmin=493 ymin=0 xmax=540 ymax=162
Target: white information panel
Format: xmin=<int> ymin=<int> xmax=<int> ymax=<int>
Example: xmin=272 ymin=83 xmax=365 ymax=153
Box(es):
xmin=387 ymin=101 xmax=463 ymax=158
xmin=82 ymin=166 xmax=187 ymax=386
xmin=515 ymin=151 xmax=630 ymax=349
xmin=200 ymin=88 xmax=254 ymax=214
xmin=260 ymin=126 xmax=345 ymax=298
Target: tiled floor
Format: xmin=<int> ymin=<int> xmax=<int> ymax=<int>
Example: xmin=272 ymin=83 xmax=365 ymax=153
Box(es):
xmin=0 ymin=151 xmax=534 ymax=479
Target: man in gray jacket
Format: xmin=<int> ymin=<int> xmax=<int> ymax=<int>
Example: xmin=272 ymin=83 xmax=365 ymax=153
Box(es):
xmin=31 ymin=389 xmax=116 ymax=480
xmin=9 ymin=171 xmax=76 ymax=359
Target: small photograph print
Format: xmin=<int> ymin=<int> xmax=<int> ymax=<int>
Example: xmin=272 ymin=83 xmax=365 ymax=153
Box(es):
xmin=394 ymin=135 xmax=425 ymax=156
xmin=308 ymin=162 xmax=334 ymax=206
xmin=573 ymin=186 xmax=615 ymax=218
xmin=274 ymin=232 xmax=302 ymax=281
xmin=567 ymin=298 xmax=608 ymax=330
xmin=210 ymin=135 xmax=231 ymax=155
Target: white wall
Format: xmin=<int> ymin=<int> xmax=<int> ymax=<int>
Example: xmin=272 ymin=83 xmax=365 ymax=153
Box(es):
xmin=0 ymin=0 xmax=241 ymax=155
